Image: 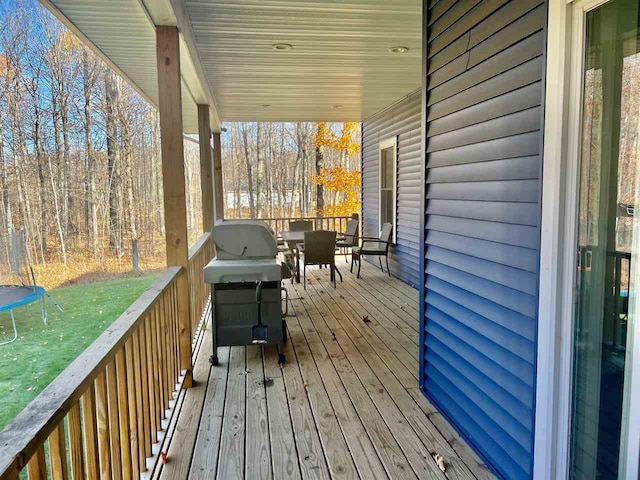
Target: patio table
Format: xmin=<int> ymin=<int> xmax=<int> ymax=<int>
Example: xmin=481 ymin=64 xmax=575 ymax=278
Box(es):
xmin=281 ymin=231 xmax=342 ymax=284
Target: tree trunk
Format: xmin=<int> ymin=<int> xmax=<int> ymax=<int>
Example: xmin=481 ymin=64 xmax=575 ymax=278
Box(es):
xmin=82 ymin=50 xmax=98 ymax=256
xmin=241 ymin=123 xmax=255 ymax=218
xmin=121 ymin=110 xmax=138 ymax=271
xmin=255 ymin=122 xmax=263 ymax=217
xmin=105 ymin=69 xmax=120 ymax=254
xmin=315 ymin=124 xmax=325 ymax=216
xmin=34 ymin=104 xmax=48 ymax=257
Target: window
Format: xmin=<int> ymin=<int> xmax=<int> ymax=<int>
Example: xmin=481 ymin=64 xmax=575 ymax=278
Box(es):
xmin=379 ymin=137 xmax=397 ymax=243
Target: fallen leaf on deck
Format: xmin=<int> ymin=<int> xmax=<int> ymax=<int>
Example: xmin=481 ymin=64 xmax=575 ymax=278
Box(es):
xmin=362 ymin=315 xmax=370 ymax=323
xmin=433 ymin=453 xmax=447 ymax=473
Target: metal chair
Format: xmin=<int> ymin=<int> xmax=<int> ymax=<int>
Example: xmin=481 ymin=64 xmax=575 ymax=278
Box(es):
xmin=336 ymin=219 xmax=359 ymax=262
xmin=301 ymin=230 xmax=341 ymax=289
xmin=288 ymin=220 xmax=314 ymax=232
xmin=351 ymin=222 xmax=393 ymax=278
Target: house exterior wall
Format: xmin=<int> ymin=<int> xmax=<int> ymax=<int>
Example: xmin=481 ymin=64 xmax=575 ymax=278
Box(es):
xmin=361 ymin=90 xmax=422 ymax=286
xmin=420 ymin=1 xmax=547 ymax=479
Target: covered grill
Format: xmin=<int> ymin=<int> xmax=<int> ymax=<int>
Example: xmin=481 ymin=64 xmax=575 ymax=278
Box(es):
xmin=204 ymin=220 xmax=288 ymax=365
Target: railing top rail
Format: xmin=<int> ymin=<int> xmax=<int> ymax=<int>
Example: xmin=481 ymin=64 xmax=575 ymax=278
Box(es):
xmin=0 ymin=266 xmax=182 ymax=475
xmin=188 ymin=232 xmax=212 ymax=260
xmin=258 ymin=215 xmax=351 ymax=221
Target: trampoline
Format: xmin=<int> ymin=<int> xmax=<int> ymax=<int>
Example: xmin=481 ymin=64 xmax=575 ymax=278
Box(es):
xmin=0 ymin=231 xmax=61 ymax=346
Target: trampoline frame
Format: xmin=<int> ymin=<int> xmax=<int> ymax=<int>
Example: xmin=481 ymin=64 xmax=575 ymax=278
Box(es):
xmin=0 ymin=231 xmax=63 ymax=345
xmin=0 ymin=285 xmax=62 ymax=346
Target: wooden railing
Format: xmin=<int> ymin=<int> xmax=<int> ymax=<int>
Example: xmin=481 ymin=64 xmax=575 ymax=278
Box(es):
xmin=188 ymin=233 xmax=215 ymax=342
xmin=256 ymin=215 xmax=354 ymax=238
xmin=0 ymin=267 xmax=188 ymax=480
xmin=0 ymin=232 xmax=215 ymax=480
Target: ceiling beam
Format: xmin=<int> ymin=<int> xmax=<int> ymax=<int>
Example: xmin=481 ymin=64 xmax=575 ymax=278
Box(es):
xmin=140 ymin=0 xmax=222 ymax=131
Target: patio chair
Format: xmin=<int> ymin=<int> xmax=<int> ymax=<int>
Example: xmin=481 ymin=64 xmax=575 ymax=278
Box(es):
xmin=288 ymin=220 xmax=314 ymax=232
xmin=301 ymin=230 xmax=341 ymax=289
xmin=351 ymin=222 xmax=393 ymax=279
xmin=336 ymin=219 xmax=359 ymax=262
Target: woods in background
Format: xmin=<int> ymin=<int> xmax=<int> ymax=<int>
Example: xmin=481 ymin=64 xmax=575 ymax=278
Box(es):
xmin=0 ymin=1 xmax=362 ymax=287
xmin=221 ymin=121 xmax=361 ymax=220
xmin=0 ymin=1 xmax=203 ymax=282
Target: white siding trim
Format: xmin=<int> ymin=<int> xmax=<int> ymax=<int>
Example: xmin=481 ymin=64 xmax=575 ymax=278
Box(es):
xmin=379 ymin=136 xmax=398 ymax=243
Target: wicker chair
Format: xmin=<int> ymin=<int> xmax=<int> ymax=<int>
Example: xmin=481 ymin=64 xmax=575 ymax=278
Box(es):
xmin=351 ymin=222 xmax=393 ymax=279
xmin=336 ymin=219 xmax=359 ymax=262
xmin=288 ymin=220 xmax=314 ymax=232
xmin=301 ymin=230 xmax=341 ymax=288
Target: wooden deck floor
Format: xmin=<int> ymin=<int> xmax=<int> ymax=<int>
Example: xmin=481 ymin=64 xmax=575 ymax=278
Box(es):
xmin=155 ymin=261 xmax=495 ymax=480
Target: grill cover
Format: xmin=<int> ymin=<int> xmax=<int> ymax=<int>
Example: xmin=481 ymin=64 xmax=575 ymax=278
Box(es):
xmin=205 ymin=220 xmax=281 ymax=284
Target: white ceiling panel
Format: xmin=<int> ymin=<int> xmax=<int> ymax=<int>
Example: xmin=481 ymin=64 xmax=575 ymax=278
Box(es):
xmin=183 ymin=0 xmax=422 ymax=121
xmin=42 ymin=0 xmax=210 ymax=133
xmin=41 ymin=0 xmax=422 ymax=124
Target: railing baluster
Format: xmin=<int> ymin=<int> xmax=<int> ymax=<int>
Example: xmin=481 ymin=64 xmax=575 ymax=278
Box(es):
xmin=48 ymin=421 xmax=68 ymax=480
xmin=168 ymin=284 xmax=177 ymax=382
xmin=26 ymin=445 xmax=46 ymax=480
xmin=168 ymin=284 xmax=177 ymax=385
xmin=95 ymin=371 xmax=111 ymax=480
xmin=115 ymin=349 xmax=133 ymax=480
xmin=81 ymin=385 xmax=99 ymax=480
xmin=124 ymin=339 xmax=140 ymax=477
xmin=68 ymin=403 xmax=85 ymax=479
xmin=152 ymin=303 xmax=166 ymax=421
xmin=149 ymin=306 xmax=162 ymax=431
xmin=139 ymin=321 xmax=153 ymax=456
xmin=173 ymin=282 xmax=180 ymax=379
xmin=163 ymin=289 xmax=173 ymax=396
xmin=105 ymin=361 xmax=123 ymax=480
xmin=132 ymin=330 xmax=147 ymax=470
xmin=160 ymin=293 xmax=171 ymax=409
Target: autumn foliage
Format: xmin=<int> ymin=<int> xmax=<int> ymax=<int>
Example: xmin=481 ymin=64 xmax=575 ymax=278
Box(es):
xmin=312 ymin=166 xmax=361 ymax=217
xmin=315 ymin=122 xmax=361 ymax=156
xmin=313 ymin=122 xmax=362 ymax=217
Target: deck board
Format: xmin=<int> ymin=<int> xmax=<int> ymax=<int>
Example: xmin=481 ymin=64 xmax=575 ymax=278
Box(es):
xmin=246 ymin=346 xmax=272 ymax=479
xmin=156 ymin=262 xmax=495 ymax=480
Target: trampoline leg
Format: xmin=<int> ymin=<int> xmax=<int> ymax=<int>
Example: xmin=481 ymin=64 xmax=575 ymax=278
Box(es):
xmin=0 ymin=310 xmax=18 ymax=346
xmin=46 ymin=292 xmax=63 ymax=312
xmin=40 ymin=297 xmax=48 ymax=325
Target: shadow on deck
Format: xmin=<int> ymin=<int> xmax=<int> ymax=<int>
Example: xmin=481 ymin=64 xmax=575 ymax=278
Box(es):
xmin=154 ymin=262 xmax=495 ymax=480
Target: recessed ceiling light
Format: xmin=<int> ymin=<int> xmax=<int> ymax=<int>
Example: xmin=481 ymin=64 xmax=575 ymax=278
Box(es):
xmin=330 ymin=104 xmax=343 ymax=109
xmin=272 ymin=43 xmax=293 ymax=51
xmin=389 ymin=46 xmax=409 ymax=54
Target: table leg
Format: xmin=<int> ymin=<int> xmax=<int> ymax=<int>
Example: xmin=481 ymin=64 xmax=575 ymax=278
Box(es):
xmin=295 ymin=248 xmax=301 ymax=283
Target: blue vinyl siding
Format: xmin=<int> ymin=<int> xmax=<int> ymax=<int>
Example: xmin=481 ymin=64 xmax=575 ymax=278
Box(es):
xmin=421 ymin=1 xmax=546 ymax=479
xmin=362 ymin=90 xmax=422 ymax=286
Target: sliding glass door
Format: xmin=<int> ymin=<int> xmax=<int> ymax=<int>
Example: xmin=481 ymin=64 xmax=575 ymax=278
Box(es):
xmin=571 ymin=0 xmax=640 ymax=478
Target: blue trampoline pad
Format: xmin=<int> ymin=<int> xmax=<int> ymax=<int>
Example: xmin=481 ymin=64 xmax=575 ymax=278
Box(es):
xmin=0 ymin=285 xmax=46 ymax=313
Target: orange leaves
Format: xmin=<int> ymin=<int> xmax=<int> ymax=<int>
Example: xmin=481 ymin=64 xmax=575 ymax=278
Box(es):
xmin=0 ymin=55 xmax=7 ymax=76
xmin=312 ymin=166 xmax=360 ymax=192
xmin=314 ymin=122 xmax=361 ymax=156
xmin=312 ymin=166 xmax=362 ymax=217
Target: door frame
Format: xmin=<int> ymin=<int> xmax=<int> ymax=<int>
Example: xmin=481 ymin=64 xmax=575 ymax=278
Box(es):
xmin=536 ymin=0 xmax=640 ymax=478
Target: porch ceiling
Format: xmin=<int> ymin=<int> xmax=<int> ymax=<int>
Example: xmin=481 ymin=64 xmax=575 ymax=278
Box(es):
xmin=184 ymin=0 xmax=422 ymax=121
xmin=39 ymin=0 xmax=422 ymax=126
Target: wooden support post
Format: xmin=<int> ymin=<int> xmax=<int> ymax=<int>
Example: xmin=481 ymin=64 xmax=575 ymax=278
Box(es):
xmin=198 ymin=105 xmax=214 ymax=232
xmin=212 ymin=131 xmax=224 ymax=221
xmin=156 ymin=26 xmax=193 ymax=387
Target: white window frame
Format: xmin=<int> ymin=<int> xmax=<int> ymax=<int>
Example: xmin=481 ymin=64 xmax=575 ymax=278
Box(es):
xmin=379 ymin=136 xmax=398 ymax=243
xmin=536 ymin=1 xmax=640 ymax=478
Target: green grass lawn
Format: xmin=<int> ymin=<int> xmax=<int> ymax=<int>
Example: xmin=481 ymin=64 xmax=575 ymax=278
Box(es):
xmin=0 ymin=273 xmax=159 ymax=431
